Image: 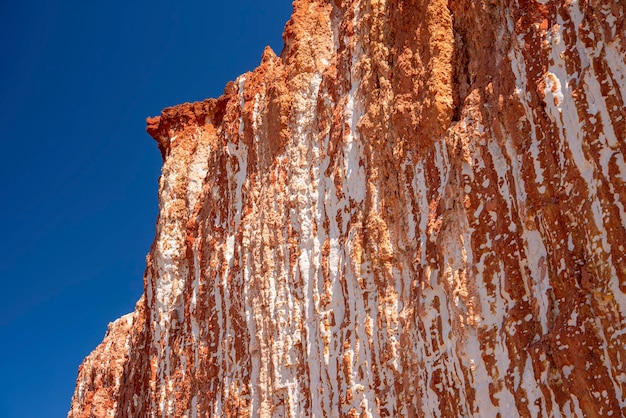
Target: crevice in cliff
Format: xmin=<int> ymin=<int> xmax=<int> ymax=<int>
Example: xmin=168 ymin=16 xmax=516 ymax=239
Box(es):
xmin=450 ymin=10 xmax=470 ymax=123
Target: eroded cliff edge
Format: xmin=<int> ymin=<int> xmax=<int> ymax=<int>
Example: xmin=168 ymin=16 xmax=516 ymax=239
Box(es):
xmin=69 ymin=0 xmax=626 ymax=416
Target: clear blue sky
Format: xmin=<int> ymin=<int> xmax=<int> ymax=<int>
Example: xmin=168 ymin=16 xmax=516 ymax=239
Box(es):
xmin=0 ymin=1 xmax=292 ymax=416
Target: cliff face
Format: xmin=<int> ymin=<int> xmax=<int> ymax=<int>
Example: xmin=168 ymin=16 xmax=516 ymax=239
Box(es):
xmin=69 ymin=0 xmax=626 ymax=416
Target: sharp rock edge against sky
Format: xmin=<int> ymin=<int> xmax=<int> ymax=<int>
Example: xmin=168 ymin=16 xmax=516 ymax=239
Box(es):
xmin=0 ymin=1 xmax=293 ymax=416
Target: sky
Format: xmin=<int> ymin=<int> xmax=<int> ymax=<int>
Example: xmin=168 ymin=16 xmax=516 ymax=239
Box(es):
xmin=0 ymin=1 xmax=292 ymax=416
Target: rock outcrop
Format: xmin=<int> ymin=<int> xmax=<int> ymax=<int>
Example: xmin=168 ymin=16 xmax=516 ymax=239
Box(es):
xmin=69 ymin=0 xmax=626 ymax=416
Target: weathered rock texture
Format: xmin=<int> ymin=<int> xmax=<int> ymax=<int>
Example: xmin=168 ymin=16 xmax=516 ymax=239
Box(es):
xmin=70 ymin=0 xmax=626 ymax=416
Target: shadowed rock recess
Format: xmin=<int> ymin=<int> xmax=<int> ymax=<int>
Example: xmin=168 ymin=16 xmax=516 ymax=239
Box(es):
xmin=69 ymin=1 xmax=626 ymax=416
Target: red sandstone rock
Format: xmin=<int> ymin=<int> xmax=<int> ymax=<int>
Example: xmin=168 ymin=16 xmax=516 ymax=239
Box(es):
xmin=70 ymin=0 xmax=626 ymax=416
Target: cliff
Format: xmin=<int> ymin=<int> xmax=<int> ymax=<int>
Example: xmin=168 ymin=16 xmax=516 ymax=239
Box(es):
xmin=69 ymin=0 xmax=626 ymax=416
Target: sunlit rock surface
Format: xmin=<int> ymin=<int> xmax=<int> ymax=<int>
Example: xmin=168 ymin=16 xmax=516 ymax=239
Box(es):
xmin=69 ymin=0 xmax=626 ymax=416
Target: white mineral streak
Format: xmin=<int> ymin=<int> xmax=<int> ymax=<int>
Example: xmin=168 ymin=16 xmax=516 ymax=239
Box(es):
xmin=70 ymin=1 xmax=626 ymax=417
xmin=146 ymin=125 xmax=214 ymax=417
